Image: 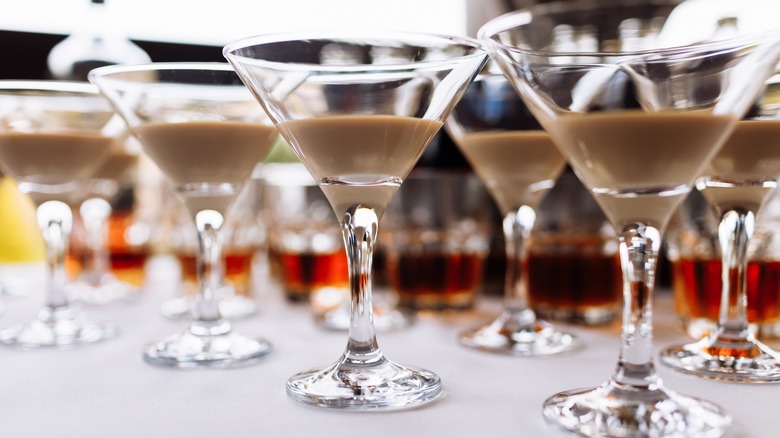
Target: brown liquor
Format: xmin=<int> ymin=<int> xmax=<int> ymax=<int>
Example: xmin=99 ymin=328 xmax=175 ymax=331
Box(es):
xmin=385 ymin=251 xmax=484 ymax=311
xmin=179 ymin=248 xmax=256 ymax=297
xmin=67 ymin=211 xmax=149 ymax=286
xmin=671 ymin=257 xmax=780 ymax=326
xmin=269 ymin=247 xmax=350 ymax=302
xmin=527 ymin=235 xmax=622 ymax=325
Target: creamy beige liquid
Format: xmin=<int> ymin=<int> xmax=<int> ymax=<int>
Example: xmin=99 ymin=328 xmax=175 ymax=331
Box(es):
xmin=279 ymin=115 xmax=443 ymax=216
xmin=699 ymin=119 xmax=780 ymax=212
xmin=0 ymin=131 xmax=114 ymax=186
xmin=706 ymin=120 xmax=780 ymax=178
xmin=134 ymin=121 xmax=277 ymax=214
xmin=91 ymin=150 xmax=137 ymax=181
xmin=454 ymin=130 xmax=566 ymax=213
xmin=547 ymin=110 xmax=736 ymax=228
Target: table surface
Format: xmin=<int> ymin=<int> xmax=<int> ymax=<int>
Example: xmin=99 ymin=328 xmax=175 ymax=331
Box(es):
xmin=0 ymin=258 xmax=776 ymax=438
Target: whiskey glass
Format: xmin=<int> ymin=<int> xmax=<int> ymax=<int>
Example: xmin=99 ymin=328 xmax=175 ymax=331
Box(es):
xmin=481 ymin=0 xmax=780 ymax=435
xmin=660 ymin=71 xmax=780 ymax=382
xmin=90 ymin=63 xmax=277 ymax=368
xmin=446 ymin=70 xmax=577 ymax=355
xmin=226 ymin=31 xmax=487 ymax=409
xmin=0 ymin=80 xmax=118 ymax=348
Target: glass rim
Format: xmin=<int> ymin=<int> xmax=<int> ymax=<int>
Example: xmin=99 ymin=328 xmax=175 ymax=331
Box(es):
xmin=0 ymin=80 xmax=98 ymax=95
xmin=88 ymin=61 xmax=236 ymax=82
xmin=222 ymin=30 xmax=486 ymax=73
xmin=478 ymin=0 xmax=780 ymax=60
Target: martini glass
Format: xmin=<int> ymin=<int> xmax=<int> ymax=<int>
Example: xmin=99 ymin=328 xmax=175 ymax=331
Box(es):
xmin=660 ymin=71 xmax=780 ymax=382
xmin=225 ymin=32 xmax=487 ymax=409
xmin=480 ymin=0 xmax=780 ymax=436
xmin=90 ymin=63 xmax=277 ymax=368
xmin=0 ymin=80 xmax=118 ymax=348
xmin=446 ymin=70 xmax=577 ymax=355
xmin=66 ymin=126 xmax=141 ymax=305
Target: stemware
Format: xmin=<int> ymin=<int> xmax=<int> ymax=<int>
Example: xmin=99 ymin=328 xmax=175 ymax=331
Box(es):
xmin=660 ymin=71 xmax=780 ymax=381
xmin=66 ymin=125 xmax=141 ymax=305
xmin=446 ymin=70 xmax=577 ymax=355
xmin=90 ymin=63 xmax=277 ymax=368
xmin=225 ymin=31 xmax=487 ymax=409
xmin=0 ymin=80 xmax=118 ymax=348
xmin=480 ymin=0 xmax=780 ymax=436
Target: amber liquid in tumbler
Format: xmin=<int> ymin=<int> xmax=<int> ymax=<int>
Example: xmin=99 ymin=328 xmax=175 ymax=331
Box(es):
xmin=179 ymin=248 xmax=256 ymax=297
xmin=671 ymin=258 xmax=780 ymax=329
xmin=527 ymin=235 xmax=622 ymax=324
xmin=385 ymin=251 xmax=484 ymax=311
xmin=67 ymin=210 xmax=149 ymax=287
xmin=268 ymin=246 xmax=350 ymax=302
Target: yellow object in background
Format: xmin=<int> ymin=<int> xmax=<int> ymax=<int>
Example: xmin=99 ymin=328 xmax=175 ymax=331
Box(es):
xmin=0 ymin=177 xmax=45 ymax=263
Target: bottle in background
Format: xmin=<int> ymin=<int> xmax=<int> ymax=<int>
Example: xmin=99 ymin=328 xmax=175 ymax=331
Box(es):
xmin=47 ymin=0 xmax=151 ymax=81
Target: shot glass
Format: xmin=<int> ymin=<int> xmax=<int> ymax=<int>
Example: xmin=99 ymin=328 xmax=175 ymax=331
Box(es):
xmin=527 ymin=168 xmax=622 ymax=325
xmin=382 ymin=170 xmax=492 ymax=312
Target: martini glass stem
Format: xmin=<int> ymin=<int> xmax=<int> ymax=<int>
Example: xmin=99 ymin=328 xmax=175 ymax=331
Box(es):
xmin=716 ymin=209 xmax=753 ymax=340
xmin=502 ymin=206 xmax=535 ymax=315
xmin=38 ymin=200 xmax=73 ymax=310
xmin=613 ymin=223 xmax=661 ymax=388
xmin=341 ymin=204 xmax=382 ymax=364
xmin=81 ymin=198 xmax=112 ymax=284
xmin=192 ymin=209 xmax=228 ymax=332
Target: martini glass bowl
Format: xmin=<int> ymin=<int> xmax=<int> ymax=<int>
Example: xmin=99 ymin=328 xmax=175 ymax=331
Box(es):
xmin=0 ymin=80 xmax=118 ymax=348
xmin=480 ymin=0 xmax=780 ymax=435
xmin=225 ymin=31 xmax=487 ymax=410
xmin=90 ymin=63 xmax=277 ymax=368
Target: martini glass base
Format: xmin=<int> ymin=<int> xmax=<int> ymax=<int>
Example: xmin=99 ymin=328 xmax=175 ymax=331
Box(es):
xmin=143 ymin=322 xmax=271 ymax=369
xmin=286 ymin=356 xmax=443 ymax=410
xmin=660 ymin=333 xmax=780 ymax=382
xmin=0 ymin=306 xmax=117 ymax=348
xmin=458 ymin=309 xmax=579 ymax=356
xmin=543 ymin=380 xmax=732 ymax=437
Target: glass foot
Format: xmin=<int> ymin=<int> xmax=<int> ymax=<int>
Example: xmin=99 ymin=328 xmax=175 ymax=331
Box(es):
xmin=543 ymin=379 xmax=732 ymax=437
xmin=660 ymin=332 xmax=780 ymax=382
xmin=0 ymin=306 xmax=118 ymax=348
xmin=286 ymin=355 xmax=442 ymax=410
xmin=143 ymin=321 xmax=271 ymax=369
xmin=458 ymin=309 xmax=579 ymax=356
xmin=66 ymin=273 xmax=137 ymax=305
xmin=160 ymin=293 xmax=257 ymax=320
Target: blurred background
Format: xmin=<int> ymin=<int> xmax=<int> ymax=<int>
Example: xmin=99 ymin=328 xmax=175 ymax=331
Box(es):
xmin=0 ymin=0 xmax=501 ymax=80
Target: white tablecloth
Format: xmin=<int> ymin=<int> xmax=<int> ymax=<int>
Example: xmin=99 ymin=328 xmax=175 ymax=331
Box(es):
xmin=0 ymin=259 xmax=776 ymax=438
